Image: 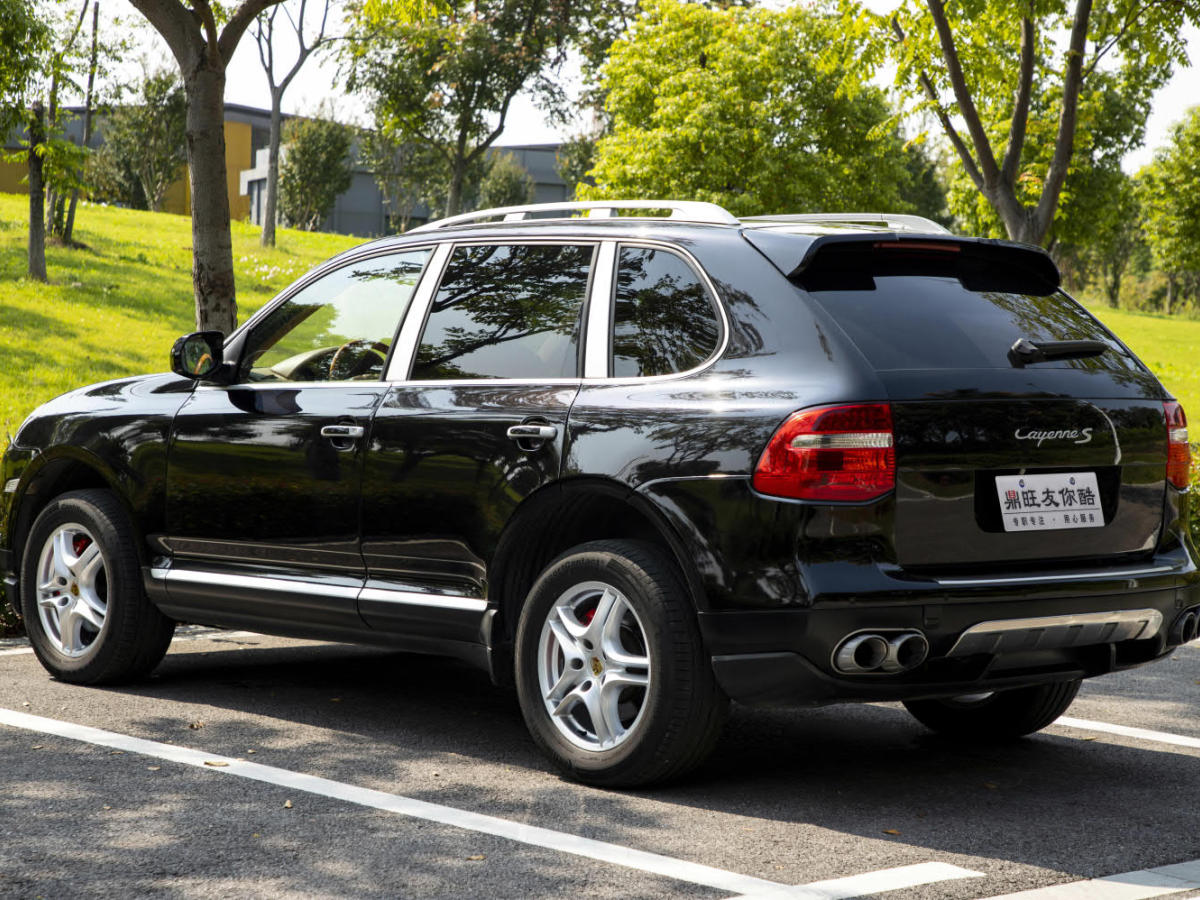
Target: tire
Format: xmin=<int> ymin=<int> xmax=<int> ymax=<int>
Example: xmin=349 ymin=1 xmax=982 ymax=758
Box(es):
xmin=902 ymin=679 xmax=1081 ymax=739
xmin=20 ymin=489 xmax=174 ymax=685
xmin=514 ymin=539 xmax=728 ymax=787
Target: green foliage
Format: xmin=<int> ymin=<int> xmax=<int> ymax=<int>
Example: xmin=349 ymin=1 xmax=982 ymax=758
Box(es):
xmin=556 ymin=132 xmax=596 ymax=197
xmin=343 ymin=0 xmax=576 ymax=215
xmin=478 ymin=152 xmax=535 ymax=210
xmin=0 ymin=0 xmax=50 ymax=134
xmin=278 ymin=115 xmax=354 ymax=231
xmin=883 ymin=0 xmax=1200 ymax=245
xmin=582 ymin=0 xmax=923 ymax=217
xmin=87 ymin=69 xmax=187 ymax=212
xmin=359 ymin=130 xmax=445 ymax=231
xmin=1140 ymin=107 xmax=1200 ymax=308
xmin=0 ymin=192 xmax=357 ymax=441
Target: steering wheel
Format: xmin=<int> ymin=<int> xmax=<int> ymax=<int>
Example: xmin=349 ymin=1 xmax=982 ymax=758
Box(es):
xmin=327 ymin=339 xmax=389 ymax=380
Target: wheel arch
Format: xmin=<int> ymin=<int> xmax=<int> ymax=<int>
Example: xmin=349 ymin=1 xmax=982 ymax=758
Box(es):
xmin=487 ymin=476 xmax=707 ymax=673
xmin=9 ymin=449 xmax=130 ymax=579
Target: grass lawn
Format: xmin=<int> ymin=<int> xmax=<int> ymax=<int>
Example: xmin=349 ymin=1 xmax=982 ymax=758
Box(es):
xmin=1086 ymin=304 xmax=1200 ymax=419
xmin=0 ymin=193 xmax=360 ymax=439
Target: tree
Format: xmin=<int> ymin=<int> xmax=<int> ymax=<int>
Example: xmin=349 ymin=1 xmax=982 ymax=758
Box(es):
xmin=1141 ymin=107 xmax=1200 ymax=314
xmin=883 ymin=0 xmax=1200 ymax=246
xmin=359 ymin=130 xmax=443 ymax=231
xmin=277 ymin=115 xmax=353 ymax=230
xmin=63 ymin=0 xmax=100 ymax=244
xmin=87 ymin=68 xmax=188 ymax=211
xmin=126 ymin=0 xmax=288 ymax=334
xmin=254 ymin=0 xmax=333 ymax=247
xmin=478 ymin=152 xmax=535 ymax=210
xmin=556 ymin=132 xmax=596 ymax=198
xmin=582 ymin=0 xmax=921 ymax=217
xmin=343 ymin=0 xmax=576 ymax=217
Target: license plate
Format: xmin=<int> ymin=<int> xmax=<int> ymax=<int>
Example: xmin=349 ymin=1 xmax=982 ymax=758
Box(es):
xmin=995 ymin=472 xmax=1104 ymax=532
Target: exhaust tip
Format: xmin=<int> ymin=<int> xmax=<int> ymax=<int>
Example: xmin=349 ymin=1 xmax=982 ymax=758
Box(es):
xmin=881 ymin=632 xmax=930 ymax=673
xmin=834 ymin=634 xmax=890 ymax=673
xmin=1171 ymin=609 xmax=1198 ymax=645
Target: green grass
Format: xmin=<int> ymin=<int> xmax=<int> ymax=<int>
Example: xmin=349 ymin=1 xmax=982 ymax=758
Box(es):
xmin=0 ymin=193 xmax=360 ymax=439
xmin=1086 ymin=304 xmax=1200 ymax=418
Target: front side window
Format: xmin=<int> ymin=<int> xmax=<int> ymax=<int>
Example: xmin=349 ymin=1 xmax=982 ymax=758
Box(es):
xmin=411 ymin=243 xmax=593 ymax=380
xmin=612 ymin=246 xmax=720 ymax=377
xmin=241 ymin=250 xmax=430 ymax=383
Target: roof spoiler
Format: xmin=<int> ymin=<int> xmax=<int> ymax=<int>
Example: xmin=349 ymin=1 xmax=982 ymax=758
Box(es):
xmin=743 ymin=230 xmax=1061 ymax=293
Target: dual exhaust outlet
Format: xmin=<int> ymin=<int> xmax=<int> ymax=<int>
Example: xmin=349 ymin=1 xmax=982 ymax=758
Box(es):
xmin=833 ymin=630 xmax=929 ymax=675
xmin=1172 ymin=608 xmax=1200 ymax=645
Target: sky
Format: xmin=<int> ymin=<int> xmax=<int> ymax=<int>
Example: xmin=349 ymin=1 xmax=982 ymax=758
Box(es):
xmin=163 ymin=1 xmax=1198 ymax=171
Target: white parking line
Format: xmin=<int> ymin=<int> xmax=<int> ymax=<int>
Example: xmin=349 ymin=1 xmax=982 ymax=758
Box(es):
xmin=728 ymin=861 xmax=984 ymax=899
xmin=1054 ymin=716 xmax=1200 ymax=751
xmin=0 ymin=707 xmax=984 ymax=897
xmin=976 ymin=858 xmax=1200 ymax=899
xmin=0 ymin=629 xmax=261 ymax=658
xmin=0 ymin=707 xmax=780 ymax=894
xmin=0 ymin=646 xmax=33 ymax=656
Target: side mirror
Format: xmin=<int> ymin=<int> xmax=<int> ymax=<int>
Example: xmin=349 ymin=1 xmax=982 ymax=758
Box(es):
xmin=171 ymin=331 xmax=225 ymax=380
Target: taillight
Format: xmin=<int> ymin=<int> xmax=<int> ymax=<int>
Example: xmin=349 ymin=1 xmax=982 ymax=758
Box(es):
xmin=1165 ymin=400 xmax=1191 ymax=490
xmin=753 ymin=403 xmax=895 ymax=501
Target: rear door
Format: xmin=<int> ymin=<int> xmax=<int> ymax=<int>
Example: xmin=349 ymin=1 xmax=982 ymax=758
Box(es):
xmin=799 ymin=243 xmax=1169 ymax=570
xmin=359 ymin=241 xmax=594 ymax=642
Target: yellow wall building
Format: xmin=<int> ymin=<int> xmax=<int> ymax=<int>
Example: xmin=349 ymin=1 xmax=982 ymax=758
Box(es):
xmin=1 ymin=107 xmax=261 ymax=222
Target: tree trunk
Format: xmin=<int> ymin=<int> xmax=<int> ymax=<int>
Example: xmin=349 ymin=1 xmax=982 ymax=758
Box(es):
xmin=1165 ymin=276 xmax=1174 ymax=316
xmin=447 ymin=160 xmax=465 ymax=217
xmin=65 ymin=0 xmax=100 ymax=245
xmin=261 ymin=87 xmax=282 ymax=247
xmin=183 ymin=65 xmax=237 ymax=334
xmin=28 ymin=103 xmax=47 ymax=282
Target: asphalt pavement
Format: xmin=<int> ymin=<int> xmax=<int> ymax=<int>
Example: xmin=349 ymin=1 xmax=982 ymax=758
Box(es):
xmin=1 ymin=627 xmax=1198 ymax=899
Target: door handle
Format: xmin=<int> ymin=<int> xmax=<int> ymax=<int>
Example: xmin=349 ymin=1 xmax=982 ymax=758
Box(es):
xmin=321 ymin=424 xmax=365 ymax=440
xmin=506 ymin=424 xmax=557 ymax=441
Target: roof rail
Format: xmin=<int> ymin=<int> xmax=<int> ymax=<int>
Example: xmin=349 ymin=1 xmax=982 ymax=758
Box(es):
xmin=408 ymin=200 xmax=741 ymax=232
xmin=741 ymin=213 xmax=951 ymax=234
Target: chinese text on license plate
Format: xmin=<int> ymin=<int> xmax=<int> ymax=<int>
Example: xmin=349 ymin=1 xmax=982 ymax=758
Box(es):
xmin=995 ymin=472 xmax=1104 ymax=532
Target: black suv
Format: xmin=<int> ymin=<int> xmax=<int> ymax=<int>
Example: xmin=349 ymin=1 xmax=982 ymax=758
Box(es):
xmin=2 ymin=201 xmax=1196 ymax=786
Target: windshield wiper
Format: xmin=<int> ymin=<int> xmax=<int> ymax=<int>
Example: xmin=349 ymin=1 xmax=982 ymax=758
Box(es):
xmin=1008 ymin=337 xmax=1109 ymax=368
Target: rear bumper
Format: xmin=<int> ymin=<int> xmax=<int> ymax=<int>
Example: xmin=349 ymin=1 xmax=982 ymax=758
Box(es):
xmin=702 ymin=580 xmax=1197 ymax=706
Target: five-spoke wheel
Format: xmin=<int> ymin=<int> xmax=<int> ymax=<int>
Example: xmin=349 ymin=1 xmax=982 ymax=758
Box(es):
xmin=21 ymin=489 xmax=174 ymax=684
xmin=515 ymin=540 xmax=727 ymax=787
xmin=537 ymin=580 xmax=651 ymax=752
xmin=34 ymin=523 xmax=108 ymax=658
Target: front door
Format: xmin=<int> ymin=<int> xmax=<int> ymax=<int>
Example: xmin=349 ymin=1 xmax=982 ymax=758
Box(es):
xmin=161 ymin=249 xmax=430 ymax=634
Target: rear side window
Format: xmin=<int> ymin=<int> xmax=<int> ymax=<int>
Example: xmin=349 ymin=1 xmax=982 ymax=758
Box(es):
xmin=612 ymin=247 xmax=720 ymax=377
xmin=800 ymin=251 xmax=1129 ymax=372
xmin=411 ymin=243 xmax=593 ymax=380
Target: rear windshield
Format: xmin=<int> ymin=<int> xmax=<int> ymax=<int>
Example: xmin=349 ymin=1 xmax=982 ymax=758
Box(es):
xmin=803 ymin=273 xmax=1130 ymax=372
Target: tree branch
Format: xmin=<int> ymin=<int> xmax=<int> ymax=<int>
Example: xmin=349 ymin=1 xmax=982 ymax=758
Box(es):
xmin=127 ymin=0 xmax=201 ymax=68
xmin=220 ymin=0 xmax=285 ymax=65
xmin=1000 ymin=10 xmax=1035 ymax=188
xmin=1032 ymin=0 xmax=1093 ymax=238
xmin=925 ymin=0 xmax=1002 ymax=187
xmin=890 ymin=16 xmax=984 ymax=191
xmin=190 ymin=0 xmax=222 ymax=61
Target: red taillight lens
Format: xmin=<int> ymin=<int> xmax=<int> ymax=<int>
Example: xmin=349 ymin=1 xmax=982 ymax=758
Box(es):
xmin=753 ymin=403 xmax=895 ymax=501
xmin=1165 ymin=400 xmax=1191 ymax=490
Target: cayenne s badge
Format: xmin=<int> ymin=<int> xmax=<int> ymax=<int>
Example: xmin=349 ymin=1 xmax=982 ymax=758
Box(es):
xmin=1014 ymin=427 xmax=1093 ymax=446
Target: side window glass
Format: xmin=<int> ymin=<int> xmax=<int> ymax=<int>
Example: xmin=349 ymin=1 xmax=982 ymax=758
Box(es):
xmin=241 ymin=250 xmax=429 ymax=383
xmin=411 ymin=243 xmax=593 ymax=380
xmin=612 ymin=247 xmax=720 ymax=377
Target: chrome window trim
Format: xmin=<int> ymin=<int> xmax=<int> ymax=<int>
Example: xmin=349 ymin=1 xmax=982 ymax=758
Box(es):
xmin=385 ymin=242 xmax=454 ymax=382
xmin=584 ymin=241 xmax=616 ymax=379
xmin=389 ymin=239 xmax=600 ymax=383
xmin=225 ymin=243 xmax=439 ymax=346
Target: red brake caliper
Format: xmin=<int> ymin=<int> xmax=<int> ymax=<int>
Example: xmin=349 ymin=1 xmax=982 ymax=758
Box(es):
xmin=72 ymin=535 xmax=91 ymax=555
